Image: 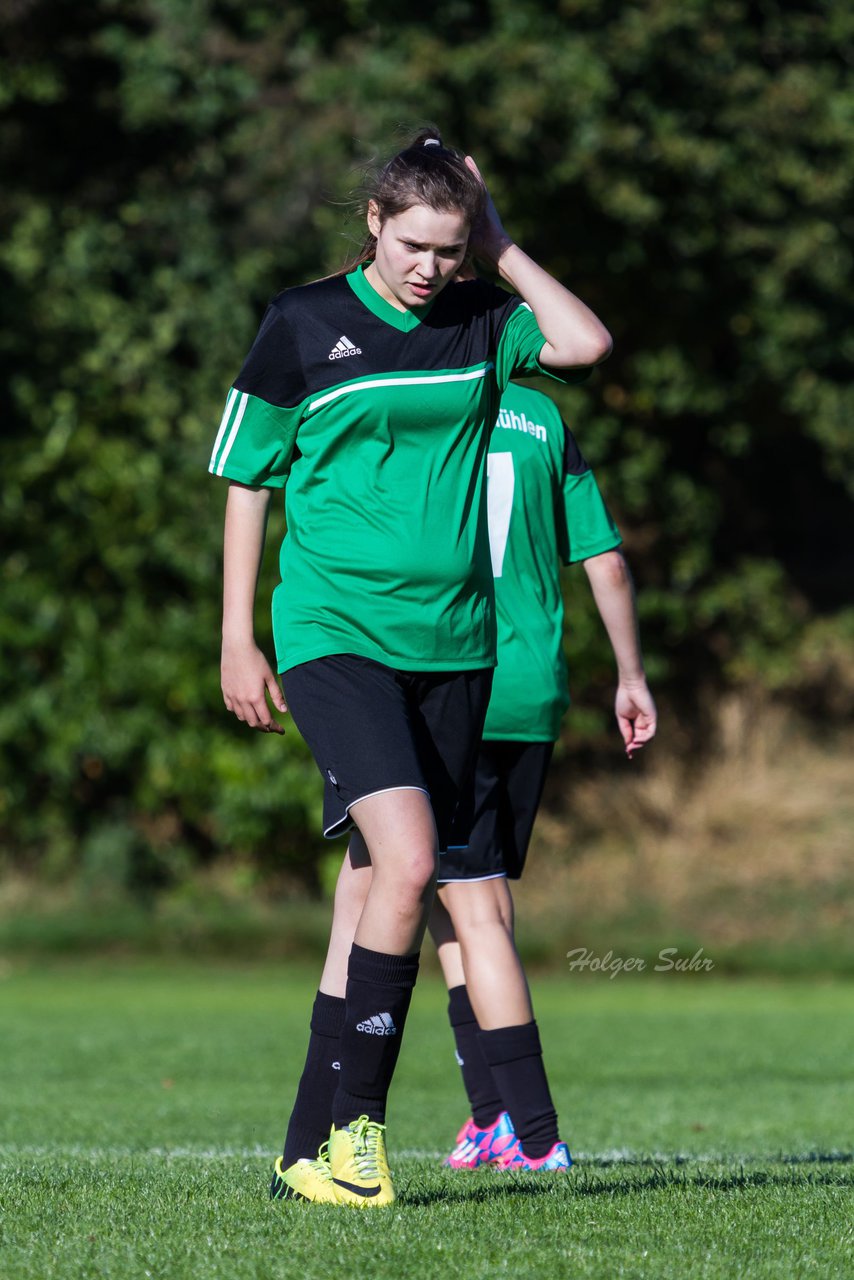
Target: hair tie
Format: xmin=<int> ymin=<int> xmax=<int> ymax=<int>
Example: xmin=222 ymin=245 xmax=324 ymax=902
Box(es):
xmin=423 ymin=138 xmax=441 ymax=147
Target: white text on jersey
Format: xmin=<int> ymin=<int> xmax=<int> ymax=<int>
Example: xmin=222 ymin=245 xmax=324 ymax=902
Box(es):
xmin=328 ymin=335 xmax=363 ymax=360
xmin=495 ymin=407 xmax=547 ymax=442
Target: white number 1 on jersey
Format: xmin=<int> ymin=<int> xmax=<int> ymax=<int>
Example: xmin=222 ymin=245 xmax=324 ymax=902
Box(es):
xmin=487 ymin=452 xmax=515 ymax=578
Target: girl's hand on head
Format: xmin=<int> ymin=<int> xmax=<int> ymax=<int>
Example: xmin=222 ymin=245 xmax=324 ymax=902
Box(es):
xmin=464 ymin=155 xmax=514 ymax=270
xmin=221 ymin=640 xmax=288 ymax=734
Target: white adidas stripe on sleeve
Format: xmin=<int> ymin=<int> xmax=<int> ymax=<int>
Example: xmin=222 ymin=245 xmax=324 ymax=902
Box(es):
xmin=209 ymin=387 xmax=239 ymax=472
xmin=215 ymin=392 xmax=249 ymax=476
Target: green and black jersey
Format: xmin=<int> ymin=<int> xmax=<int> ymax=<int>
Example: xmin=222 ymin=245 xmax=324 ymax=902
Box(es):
xmin=484 ymin=383 xmax=622 ymax=742
xmin=209 ymin=266 xmax=586 ymax=675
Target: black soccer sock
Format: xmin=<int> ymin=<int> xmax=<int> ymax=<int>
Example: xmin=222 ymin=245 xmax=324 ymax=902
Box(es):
xmin=478 ymin=1021 xmax=559 ymax=1158
xmin=331 ymin=943 xmax=420 ymax=1128
xmin=281 ymin=990 xmax=346 ymax=1166
xmin=447 ymin=984 xmax=504 ymax=1127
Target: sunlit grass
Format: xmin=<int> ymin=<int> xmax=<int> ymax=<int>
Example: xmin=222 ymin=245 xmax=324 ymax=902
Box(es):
xmin=1 ymin=964 xmax=852 ymax=1278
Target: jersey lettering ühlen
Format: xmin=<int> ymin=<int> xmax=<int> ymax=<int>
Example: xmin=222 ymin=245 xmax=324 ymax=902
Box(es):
xmin=495 ymin=403 xmax=548 ymax=442
xmin=484 ymin=382 xmax=622 ymax=742
xmin=209 ymin=266 xmax=588 ymax=675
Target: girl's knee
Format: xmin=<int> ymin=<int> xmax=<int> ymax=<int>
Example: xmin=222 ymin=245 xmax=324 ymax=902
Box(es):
xmin=445 ymin=887 xmax=509 ymax=934
xmin=372 ymin=842 xmax=436 ymax=904
xmin=401 ymin=844 xmax=438 ymax=898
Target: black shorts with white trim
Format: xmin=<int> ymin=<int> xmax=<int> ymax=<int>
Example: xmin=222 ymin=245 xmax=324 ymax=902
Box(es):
xmin=281 ymin=654 xmax=493 ymax=852
xmin=437 ymin=739 xmax=554 ymax=883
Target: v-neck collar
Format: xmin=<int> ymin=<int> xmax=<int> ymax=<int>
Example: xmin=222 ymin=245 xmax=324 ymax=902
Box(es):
xmin=346 ymin=263 xmax=437 ymax=333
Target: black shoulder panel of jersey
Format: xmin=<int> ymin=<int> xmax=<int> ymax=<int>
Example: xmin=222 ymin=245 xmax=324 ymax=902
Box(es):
xmin=273 ymin=274 xmax=354 ymax=320
xmin=562 ymin=424 xmax=591 ymax=477
xmin=233 ymin=297 xmax=307 ymax=409
xmin=432 ymin=278 xmax=522 ymax=343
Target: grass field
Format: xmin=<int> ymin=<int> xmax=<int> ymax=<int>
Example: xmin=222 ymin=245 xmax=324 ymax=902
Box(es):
xmin=1 ymin=963 xmax=852 ymax=1279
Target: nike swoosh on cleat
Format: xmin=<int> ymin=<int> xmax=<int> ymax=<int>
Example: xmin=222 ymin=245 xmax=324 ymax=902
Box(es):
xmin=332 ymin=1177 xmax=383 ymax=1198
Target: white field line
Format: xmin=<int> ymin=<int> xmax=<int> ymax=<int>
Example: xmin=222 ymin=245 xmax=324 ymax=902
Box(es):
xmin=0 ymin=1145 xmax=848 ymax=1164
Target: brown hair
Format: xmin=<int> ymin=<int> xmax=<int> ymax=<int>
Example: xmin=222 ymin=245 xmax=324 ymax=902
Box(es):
xmin=343 ymin=128 xmax=485 ymax=272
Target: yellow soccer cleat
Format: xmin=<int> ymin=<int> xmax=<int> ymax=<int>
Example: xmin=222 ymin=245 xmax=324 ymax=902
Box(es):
xmin=328 ymin=1114 xmax=395 ymax=1207
xmin=270 ymin=1142 xmax=340 ymax=1205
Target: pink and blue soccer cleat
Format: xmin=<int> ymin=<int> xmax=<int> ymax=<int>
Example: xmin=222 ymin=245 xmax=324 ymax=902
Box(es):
xmin=494 ymin=1139 xmax=573 ymax=1172
xmin=443 ymin=1111 xmax=518 ymax=1169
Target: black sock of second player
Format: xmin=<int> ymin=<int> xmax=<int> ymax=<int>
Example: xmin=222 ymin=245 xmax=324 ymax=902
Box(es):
xmin=478 ymin=1021 xmax=559 ymax=1158
xmin=331 ymin=943 xmax=420 ymax=1128
xmin=281 ymin=989 xmax=346 ymax=1167
xmin=447 ymin=984 xmax=504 ymax=1127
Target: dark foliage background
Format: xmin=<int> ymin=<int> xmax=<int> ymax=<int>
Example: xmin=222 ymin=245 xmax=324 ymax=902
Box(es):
xmin=1 ymin=0 xmax=852 ymax=900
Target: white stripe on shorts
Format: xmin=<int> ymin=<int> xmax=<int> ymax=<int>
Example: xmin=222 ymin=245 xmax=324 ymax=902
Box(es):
xmin=322 ymin=785 xmax=430 ymax=839
xmin=436 ymin=870 xmax=508 ymax=885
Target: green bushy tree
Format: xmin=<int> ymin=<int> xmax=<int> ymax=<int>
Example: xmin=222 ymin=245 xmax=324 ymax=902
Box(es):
xmin=1 ymin=0 xmax=851 ymax=894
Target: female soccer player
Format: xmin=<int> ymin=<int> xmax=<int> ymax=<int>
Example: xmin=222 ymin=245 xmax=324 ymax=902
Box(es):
xmin=282 ymin=381 xmax=656 ymax=1181
xmin=432 ymin=379 xmax=656 ymax=1171
xmin=210 ymin=130 xmax=612 ymax=1206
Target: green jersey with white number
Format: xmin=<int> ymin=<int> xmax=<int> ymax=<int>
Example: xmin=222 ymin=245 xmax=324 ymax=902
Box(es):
xmin=209 ymin=267 xmax=588 ymax=674
xmin=484 ymin=383 xmax=622 ymax=741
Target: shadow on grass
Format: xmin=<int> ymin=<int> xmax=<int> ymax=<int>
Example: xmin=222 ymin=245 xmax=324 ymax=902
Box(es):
xmin=398 ymin=1152 xmax=854 ymax=1207
xmin=586 ymin=1150 xmax=853 ymax=1169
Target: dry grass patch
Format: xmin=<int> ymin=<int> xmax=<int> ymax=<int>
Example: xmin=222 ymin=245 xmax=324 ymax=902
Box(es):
xmin=517 ymin=701 xmax=854 ymax=958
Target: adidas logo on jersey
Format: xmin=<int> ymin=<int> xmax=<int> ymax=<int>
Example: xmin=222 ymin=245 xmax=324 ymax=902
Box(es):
xmin=328 ymin=335 xmax=362 ymax=360
xmin=356 ymin=1012 xmax=397 ymax=1036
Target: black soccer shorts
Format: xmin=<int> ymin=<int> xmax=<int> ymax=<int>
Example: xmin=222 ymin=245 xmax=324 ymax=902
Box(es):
xmin=281 ymin=654 xmax=493 ymax=853
xmin=436 ymin=739 xmax=555 ymax=883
